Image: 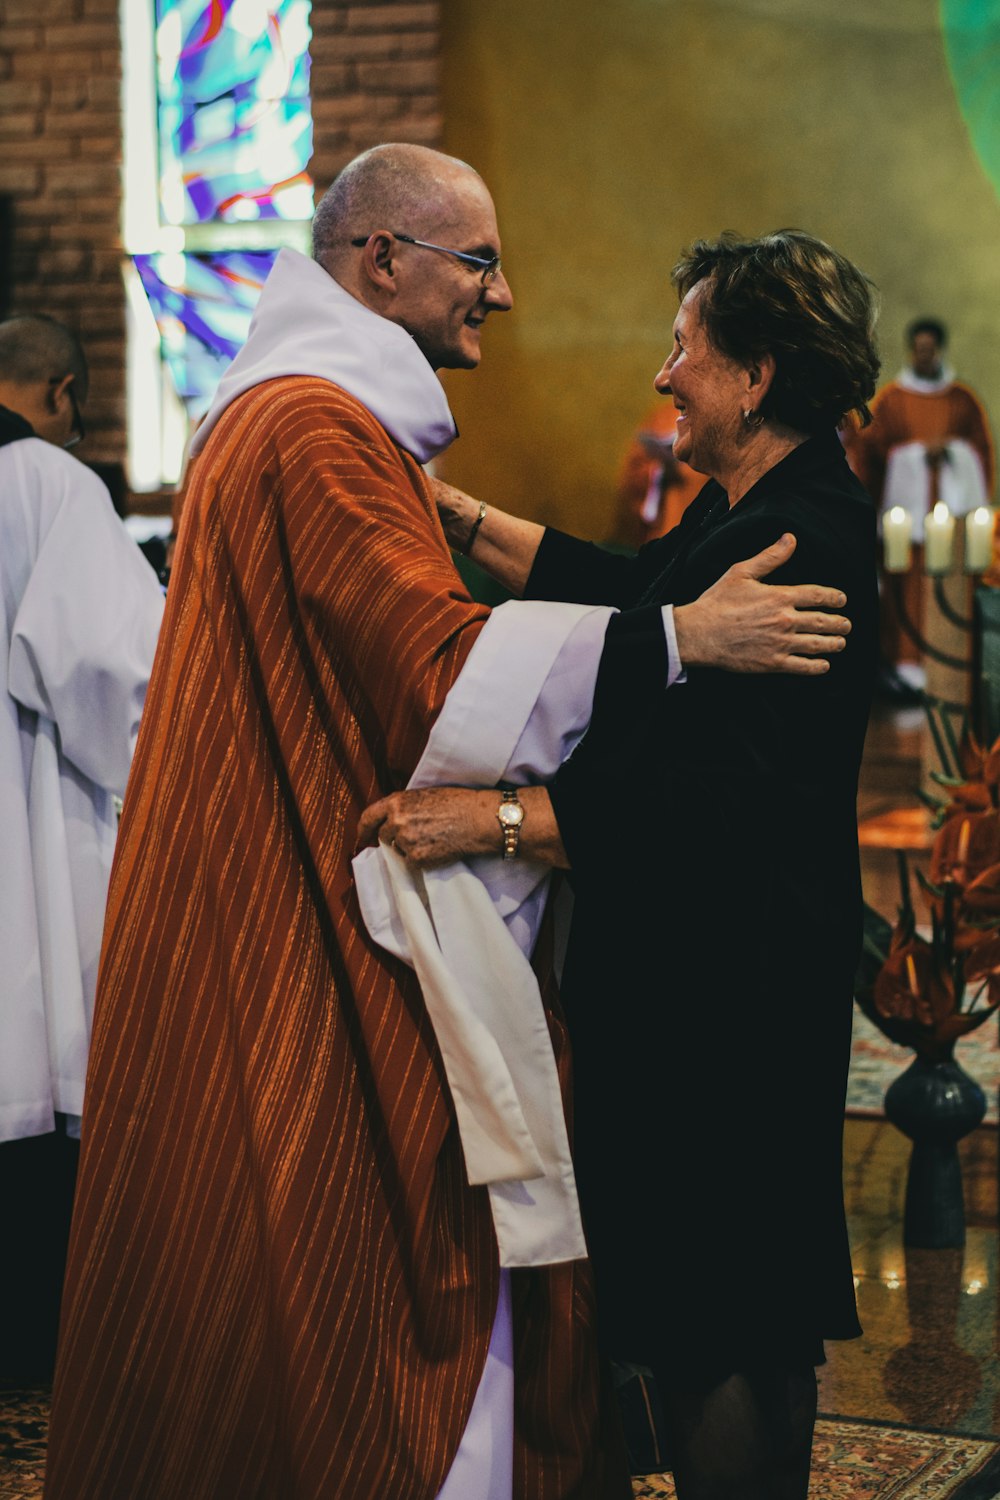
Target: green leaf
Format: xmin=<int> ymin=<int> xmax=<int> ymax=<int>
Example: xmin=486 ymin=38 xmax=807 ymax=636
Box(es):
xmin=965 ymin=916 xmax=1000 ymax=932
xmin=855 ymin=903 xmax=892 ymax=995
xmin=915 ymin=868 xmax=948 ymax=899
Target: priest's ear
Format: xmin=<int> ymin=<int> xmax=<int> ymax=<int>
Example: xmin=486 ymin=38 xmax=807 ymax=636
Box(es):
xmin=358 ymin=231 xmax=399 ymax=294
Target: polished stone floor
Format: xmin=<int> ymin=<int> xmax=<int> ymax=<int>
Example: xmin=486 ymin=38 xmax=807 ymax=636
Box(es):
xmin=821 ymin=1119 xmax=998 ymax=1436
xmin=821 ymin=703 xmax=1000 ymax=1440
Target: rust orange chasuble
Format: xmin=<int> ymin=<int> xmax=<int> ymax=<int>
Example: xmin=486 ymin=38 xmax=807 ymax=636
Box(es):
xmin=44 ymin=377 xmax=628 ymax=1500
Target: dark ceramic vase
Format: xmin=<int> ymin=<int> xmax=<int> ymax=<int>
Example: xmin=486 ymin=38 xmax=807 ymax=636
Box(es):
xmin=884 ymin=1052 xmax=986 ymax=1249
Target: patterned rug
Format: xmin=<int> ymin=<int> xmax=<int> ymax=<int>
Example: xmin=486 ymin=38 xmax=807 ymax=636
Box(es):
xmin=2 ymin=1390 xmax=998 ymax=1500
xmin=0 ymin=1389 xmax=46 ymax=1500
xmin=847 ymin=1007 xmax=1000 ymax=1126
xmin=633 ymin=1418 xmax=1000 ymax=1498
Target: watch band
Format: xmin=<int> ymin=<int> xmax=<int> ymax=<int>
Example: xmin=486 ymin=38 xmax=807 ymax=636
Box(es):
xmin=497 ymin=789 xmax=524 ymax=860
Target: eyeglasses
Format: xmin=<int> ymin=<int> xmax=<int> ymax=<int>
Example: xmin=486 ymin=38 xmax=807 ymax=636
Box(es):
xmin=350 ymin=231 xmax=502 ymax=287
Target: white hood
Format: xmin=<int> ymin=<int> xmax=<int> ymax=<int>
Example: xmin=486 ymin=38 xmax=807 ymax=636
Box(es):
xmin=191 ymin=247 xmax=458 ymax=463
xmin=896 ymin=363 xmax=956 ymax=396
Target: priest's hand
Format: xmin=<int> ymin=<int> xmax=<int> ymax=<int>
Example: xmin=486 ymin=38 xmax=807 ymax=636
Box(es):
xmin=673 ymin=532 xmax=851 ymax=675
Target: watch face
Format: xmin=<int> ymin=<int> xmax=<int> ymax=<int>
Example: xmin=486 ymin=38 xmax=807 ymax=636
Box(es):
xmin=498 ymin=802 xmax=524 ymax=828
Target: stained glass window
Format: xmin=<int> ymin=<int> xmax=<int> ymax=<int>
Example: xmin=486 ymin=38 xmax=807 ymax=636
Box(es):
xmin=133 ymin=250 xmax=277 ymax=413
xmin=155 ymin=0 xmax=314 ymax=225
xmin=125 ymin=0 xmax=313 ymax=486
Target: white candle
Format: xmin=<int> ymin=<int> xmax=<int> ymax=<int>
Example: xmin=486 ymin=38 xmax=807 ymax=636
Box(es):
xmin=882 ymin=506 xmax=912 ymax=572
xmin=924 ymin=502 xmax=956 ymax=575
xmin=964 ymin=506 xmax=994 ymax=574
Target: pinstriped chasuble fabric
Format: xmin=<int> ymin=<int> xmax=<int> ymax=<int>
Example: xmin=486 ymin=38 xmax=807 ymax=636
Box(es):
xmin=44 ymin=378 xmax=627 ymax=1500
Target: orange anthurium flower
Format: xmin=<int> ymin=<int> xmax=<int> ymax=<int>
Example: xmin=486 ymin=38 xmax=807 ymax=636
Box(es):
xmin=961 ymin=862 xmax=1000 ymax=917
xmin=931 ymin=810 xmax=1000 ymax=889
xmin=961 ymin=928 xmax=1000 ymax=979
xmin=957 ymin=728 xmax=985 ymax=782
xmin=954 ymin=926 xmax=1000 ymax=963
xmin=939 ymin=729 xmax=1000 ymax=818
xmin=859 ymin=832 xmax=1000 ymax=1062
xmin=941 ymin=783 xmax=993 ymax=819
xmin=874 ymin=933 xmax=953 ymax=1028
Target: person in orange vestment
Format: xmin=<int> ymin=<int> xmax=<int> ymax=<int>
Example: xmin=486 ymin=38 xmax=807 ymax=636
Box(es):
xmin=45 ymin=145 xmax=852 ymax=1500
xmin=610 ymin=397 xmax=705 ymax=546
xmin=846 ymin=318 xmax=994 ymax=684
xmin=43 ymin=143 xmax=631 ymax=1500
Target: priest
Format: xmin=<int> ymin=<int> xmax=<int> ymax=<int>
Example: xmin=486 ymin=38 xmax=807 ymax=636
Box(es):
xmin=846 ymin=317 xmax=994 ymax=681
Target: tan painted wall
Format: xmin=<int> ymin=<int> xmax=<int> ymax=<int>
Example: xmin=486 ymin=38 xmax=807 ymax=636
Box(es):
xmin=438 ymin=0 xmax=1000 ymax=538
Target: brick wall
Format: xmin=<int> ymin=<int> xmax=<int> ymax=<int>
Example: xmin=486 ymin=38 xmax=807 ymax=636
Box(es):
xmin=0 ymin=0 xmax=442 ymax=474
xmin=0 ymin=0 xmax=126 ymax=462
xmin=310 ymin=3 xmax=442 ymax=194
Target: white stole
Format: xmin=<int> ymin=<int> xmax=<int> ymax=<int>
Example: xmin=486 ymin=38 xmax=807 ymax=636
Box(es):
xmin=354 ymin=598 xmax=614 ymax=1266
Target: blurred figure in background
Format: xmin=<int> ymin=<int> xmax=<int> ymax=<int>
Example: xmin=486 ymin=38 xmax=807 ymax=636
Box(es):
xmin=846 ymin=317 xmax=993 ymax=695
xmin=0 ymin=314 xmax=163 ymax=1377
xmin=611 ymin=394 xmax=705 ymax=546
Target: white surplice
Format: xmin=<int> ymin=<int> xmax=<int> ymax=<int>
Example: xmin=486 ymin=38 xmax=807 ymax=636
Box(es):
xmin=1 ymin=436 xmax=164 ymax=1143
xmin=882 ymin=438 xmax=989 ymax=539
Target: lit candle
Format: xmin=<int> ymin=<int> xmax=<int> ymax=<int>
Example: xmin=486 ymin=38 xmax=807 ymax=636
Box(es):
xmin=924 ymin=502 xmax=956 ymax=575
xmin=882 ymin=506 xmax=912 ymax=572
xmin=964 ymin=506 xmax=994 ymax=574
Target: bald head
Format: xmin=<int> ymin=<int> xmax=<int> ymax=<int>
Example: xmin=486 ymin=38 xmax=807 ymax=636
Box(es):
xmin=0 ymin=314 xmax=89 ymax=446
xmin=311 ymin=142 xmax=511 ymax=371
xmin=0 ymin=314 xmax=88 ymax=402
xmin=312 ymin=143 xmax=484 ymax=276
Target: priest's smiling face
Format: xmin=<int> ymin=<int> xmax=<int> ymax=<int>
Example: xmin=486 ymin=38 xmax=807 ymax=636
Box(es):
xmin=394 ymin=175 xmax=513 ymax=371
xmin=655 ymin=280 xmax=752 ymax=479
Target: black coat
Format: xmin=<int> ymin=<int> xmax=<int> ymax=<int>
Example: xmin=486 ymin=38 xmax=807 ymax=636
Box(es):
xmin=526 ymin=431 xmax=877 ymax=1377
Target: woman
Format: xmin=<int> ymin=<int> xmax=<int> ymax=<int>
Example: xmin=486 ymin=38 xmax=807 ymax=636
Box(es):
xmin=360 ymin=231 xmax=879 ymax=1500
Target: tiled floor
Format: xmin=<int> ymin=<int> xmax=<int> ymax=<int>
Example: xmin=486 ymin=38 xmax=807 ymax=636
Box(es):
xmin=820 ymin=703 xmax=1000 ymax=1440
xmin=821 ymin=1120 xmax=999 ymax=1436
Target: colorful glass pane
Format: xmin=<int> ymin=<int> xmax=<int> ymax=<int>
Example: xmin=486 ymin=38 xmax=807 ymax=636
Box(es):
xmin=155 ymin=0 xmax=314 ymax=225
xmin=134 ymin=250 xmax=277 ymax=412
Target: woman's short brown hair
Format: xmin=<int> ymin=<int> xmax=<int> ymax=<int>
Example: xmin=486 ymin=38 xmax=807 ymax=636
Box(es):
xmin=672 ymin=230 xmax=880 ymax=432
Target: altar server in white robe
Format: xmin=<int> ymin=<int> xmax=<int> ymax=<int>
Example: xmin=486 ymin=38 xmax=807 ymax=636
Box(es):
xmin=0 ymin=314 xmax=164 ymax=1376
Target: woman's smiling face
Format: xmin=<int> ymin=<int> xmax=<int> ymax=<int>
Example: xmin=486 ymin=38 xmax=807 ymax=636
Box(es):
xmin=654 ymin=280 xmax=752 ymax=480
